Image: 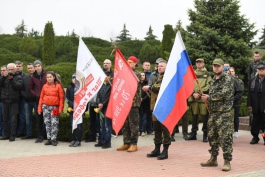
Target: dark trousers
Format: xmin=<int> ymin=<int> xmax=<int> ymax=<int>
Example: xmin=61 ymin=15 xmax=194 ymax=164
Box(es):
xmin=35 ymin=99 xmax=46 ymax=139
xmin=251 ymin=112 xmax=265 ymax=139
xmin=89 ymin=105 xmax=99 ymax=139
xmin=98 ymin=106 xmax=112 ymax=145
xmin=0 ymin=101 xmax=3 ymax=136
xmin=16 ymin=98 xmax=26 ymax=135
xmin=153 ymin=120 xmax=171 ymax=145
xmin=70 ymin=112 xmax=82 ymax=141
xmin=122 ymin=107 xmax=139 ymax=145
xmin=146 ymin=110 xmax=153 ymax=134
xmin=234 ymin=106 xmax=240 ymax=132
xmin=2 ymin=102 xmax=18 ymax=137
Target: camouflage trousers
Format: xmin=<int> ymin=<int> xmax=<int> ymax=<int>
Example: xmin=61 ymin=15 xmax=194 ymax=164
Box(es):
xmin=42 ymin=104 xmax=59 ymax=141
xmin=153 ymin=117 xmax=171 ymax=145
xmin=208 ymin=112 xmax=233 ymax=161
xmin=122 ymin=107 xmax=139 ymax=145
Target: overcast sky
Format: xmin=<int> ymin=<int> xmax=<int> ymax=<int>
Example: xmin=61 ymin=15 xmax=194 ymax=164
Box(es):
xmin=0 ymin=0 xmax=264 ymax=42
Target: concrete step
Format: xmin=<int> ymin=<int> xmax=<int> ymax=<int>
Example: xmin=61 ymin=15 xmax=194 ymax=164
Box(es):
xmin=239 ymin=116 xmax=250 ymax=124
xmin=239 ymin=123 xmax=251 ymax=131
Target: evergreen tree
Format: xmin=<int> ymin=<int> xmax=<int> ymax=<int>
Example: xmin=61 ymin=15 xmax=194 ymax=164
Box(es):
xmin=15 ymin=20 xmax=27 ymax=38
xmin=28 ymin=28 xmax=39 ymax=37
xmin=116 ymin=24 xmax=131 ymax=42
xmin=144 ymin=25 xmax=157 ymax=40
xmin=161 ymin=24 xmax=175 ymax=60
xmin=185 ymin=0 xmax=257 ymax=82
xmin=186 ymin=0 xmax=256 ymax=61
xmin=42 ymin=21 xmax=56 ymax=65
xmin=258 ymin=26 xmax=265 ymax=48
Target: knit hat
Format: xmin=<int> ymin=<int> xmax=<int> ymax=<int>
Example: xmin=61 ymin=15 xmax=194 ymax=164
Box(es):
xmin=33 ymin=60 xmax=42 ymax=67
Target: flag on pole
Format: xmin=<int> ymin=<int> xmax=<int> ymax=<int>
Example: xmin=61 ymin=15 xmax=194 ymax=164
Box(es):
xmin=73 ymin=38 xmax=106 ymax=132
xmin=153 ymin=32 xmax=196 ymax=135
xmin=106 ymin=49 xmax=139 ymax=135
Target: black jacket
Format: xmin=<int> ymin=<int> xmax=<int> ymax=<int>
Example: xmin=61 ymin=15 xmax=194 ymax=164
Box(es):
xmin=66 ymin=82 xmax=75 ymax=108
xmin=0 ymin=73 xmax=24 ymax=103
xmin=247 ymin=76 xmax=265 ymax=113
xmin=139 ymin=80 xmax=150 ymax=114
xmin=19 ymin=72 xmax=36 ymax=102
xmin=96 ymin=81 xmax=112 ymax=107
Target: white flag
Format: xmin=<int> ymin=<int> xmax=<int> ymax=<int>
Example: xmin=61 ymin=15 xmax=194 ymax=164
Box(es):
xmin=73 ymin=38 xmax=106 ymax=131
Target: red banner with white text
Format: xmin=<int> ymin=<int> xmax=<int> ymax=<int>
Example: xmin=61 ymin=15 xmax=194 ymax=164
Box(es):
xmin=106 ymin=49 xmax=138 ymax=135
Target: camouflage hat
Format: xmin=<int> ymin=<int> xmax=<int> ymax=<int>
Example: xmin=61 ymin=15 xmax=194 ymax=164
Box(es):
xmin=156 ymin=58 xmax=164 ymax=64
xmin=196 ymin=58 xmax=204 ymax=62
xmin=212 ymin=58 xmax=224 ymax=66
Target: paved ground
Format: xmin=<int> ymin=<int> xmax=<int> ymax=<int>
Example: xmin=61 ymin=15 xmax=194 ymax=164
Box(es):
xmin=0 ymin=124 xmax=264 ymax=177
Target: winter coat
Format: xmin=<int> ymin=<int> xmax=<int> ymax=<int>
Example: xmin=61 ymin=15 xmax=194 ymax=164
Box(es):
xmin=38 ymin=82 xmax=65 ymax=113
xmin=0 ymin=73 xmax=23 ymax=103
xmin=247 ymin=76 xmax=265 ymax=113
xmin=29 ymin=70 xmax=47 ymax=99
xmin=66 ymin=82 xmax=75 ymax=108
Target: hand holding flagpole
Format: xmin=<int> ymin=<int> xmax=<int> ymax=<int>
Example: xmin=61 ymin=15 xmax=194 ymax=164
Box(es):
xmin=195 ymin=79 xmax=210 ymax=113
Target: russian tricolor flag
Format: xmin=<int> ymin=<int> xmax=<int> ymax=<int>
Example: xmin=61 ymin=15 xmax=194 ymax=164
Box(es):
xmin=153 ymin=32 xmax=196 ymax=135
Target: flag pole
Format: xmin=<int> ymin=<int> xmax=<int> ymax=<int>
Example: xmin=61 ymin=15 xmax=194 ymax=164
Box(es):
xmin=110 ymin=38 xmax=117 ymax=56
xmin=195 ymin=78 xmax=210 ymax=113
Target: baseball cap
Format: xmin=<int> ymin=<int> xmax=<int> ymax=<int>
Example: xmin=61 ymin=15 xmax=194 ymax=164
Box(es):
xmin=212 ymin=58 xmax=224 ymax=66
xmin=156 ymin=58 xmax=164 ymax=64
xmin=72 ymin=73 xmax=76 ymax=78
xmin=257 ymin=63 xmax=265 ymax=69
xmin=196 ymin=58 xmax=204 ymax=62
xmin=128 ymin=56 xmax=138 ymax=66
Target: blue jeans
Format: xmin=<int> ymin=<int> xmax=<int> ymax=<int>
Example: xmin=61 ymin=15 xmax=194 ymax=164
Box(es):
xmin=70 ymin=112 xmax=82 ymax=141
xmin=24 ymin=101 xmax=35 ymax=136
xmin=17 ymin=98 xmax=26 ymax=135
xmin=99 ymin=107 xmax=112 ymax=145
xmin=0 ymin=101 xmax=3 ymax=136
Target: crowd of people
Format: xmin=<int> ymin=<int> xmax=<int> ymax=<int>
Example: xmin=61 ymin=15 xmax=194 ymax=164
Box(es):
xmin=0 ymin=51 xmax=264 ymax=172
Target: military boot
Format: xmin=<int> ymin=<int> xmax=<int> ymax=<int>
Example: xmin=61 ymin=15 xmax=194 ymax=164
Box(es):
xmin=222 ymin=160 xmax=231 ymax=171
xmin=203 ymin=131 xmax=208 ymax=142
xmin=157 ymin=144 xmax=169 ymax=160
xmin=185 ymin=131 xmax=197 ymax=140
xmin=147 ymin=144 xmax=161 ymax=157
xmin=200 ymin=155 xmax=218 ymax=166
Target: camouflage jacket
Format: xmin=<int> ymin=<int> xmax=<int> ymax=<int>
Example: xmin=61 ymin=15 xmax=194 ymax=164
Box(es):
xmin=150 ymin=73 xmax=164 ymax=111
xmin=208 ymin=73 xmax=234 ymax=113
xmin=188 ymin=67 xmax=212 ymax=103
xmin=132 ymin=70 xmax=142 ymax=108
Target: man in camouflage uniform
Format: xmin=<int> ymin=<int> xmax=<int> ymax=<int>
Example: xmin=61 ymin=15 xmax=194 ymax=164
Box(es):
xmin=143 ymin=59 xmax=171 ymax=160
xmin=186 ymin=58 xmax=212 ymax=142
xmin=116 ymin=56 xmax=141 ymax=152
xmin=201 ymin=59 xmax=234 ymax=171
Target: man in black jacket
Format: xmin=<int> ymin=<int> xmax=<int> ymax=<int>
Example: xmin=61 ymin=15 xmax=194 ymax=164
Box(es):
xmin=247 ymin=63 xmax=265 ymax=145
xmin=0 ymin=63 xmax=23 ymax=141
xmin=0 ymin=65 xmax=8 ymax=136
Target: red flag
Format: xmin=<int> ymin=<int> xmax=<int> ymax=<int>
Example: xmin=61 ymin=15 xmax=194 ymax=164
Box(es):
xmin=106 ymin=49 xmax=138 ymax=135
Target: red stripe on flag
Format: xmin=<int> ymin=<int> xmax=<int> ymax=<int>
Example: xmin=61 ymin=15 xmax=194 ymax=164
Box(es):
xmin=162 ymin=65 xmax=195 ymax=134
